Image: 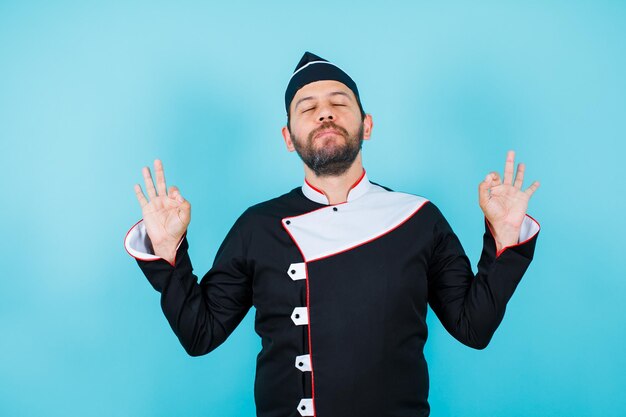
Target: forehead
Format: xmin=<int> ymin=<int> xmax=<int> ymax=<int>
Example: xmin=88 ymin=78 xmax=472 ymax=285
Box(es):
xmin=291 ymin=80 xmax=356 ymax=108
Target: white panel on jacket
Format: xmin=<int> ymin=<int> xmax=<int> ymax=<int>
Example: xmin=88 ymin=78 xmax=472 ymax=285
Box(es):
xmin=283 ymin=184 xmax=429 ymax=262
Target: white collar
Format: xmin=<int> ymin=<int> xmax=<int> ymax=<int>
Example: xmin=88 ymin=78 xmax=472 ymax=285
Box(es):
xmin=301 ymin=170 xmax=371 ymax=205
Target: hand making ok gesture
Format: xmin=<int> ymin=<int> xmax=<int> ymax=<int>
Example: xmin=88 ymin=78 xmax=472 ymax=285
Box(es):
xmin=478 ymin=150 xmax=540 ymax=252
xmin=134 ymin=159 xmax=191 ymax=264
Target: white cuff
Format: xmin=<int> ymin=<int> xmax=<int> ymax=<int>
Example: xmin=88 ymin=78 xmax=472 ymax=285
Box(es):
xmin=124 ymin=220 xmax=181 ymax=262
xmin=519 ymin=215 xmax=540 ymax=243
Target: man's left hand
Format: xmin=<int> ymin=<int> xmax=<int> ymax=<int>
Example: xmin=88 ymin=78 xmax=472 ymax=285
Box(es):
xmin=479 ymin=150 xmax=540 ymax=253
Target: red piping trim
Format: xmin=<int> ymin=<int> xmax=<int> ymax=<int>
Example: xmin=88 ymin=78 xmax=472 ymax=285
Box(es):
xmin=303 ymin=168 xmax=367 ymax=205
xmin=304 ymin=262 xmax=316 ymax=416
xmin=304 ymin=178 xmax=326 ymax=196
xmin=307 ymin=199 xmax=430 ymax=263
xmin=281 ymin=220 xmax=317 ymax=415
xmin=487 ymin=214 xmax=541 ymax=258
xmin=123 ymin=219 xmax=180 ymax=267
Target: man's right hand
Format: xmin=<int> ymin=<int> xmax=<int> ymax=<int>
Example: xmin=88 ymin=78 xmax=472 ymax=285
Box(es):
xmin=134 ymin=159 xmax=191 ymax=264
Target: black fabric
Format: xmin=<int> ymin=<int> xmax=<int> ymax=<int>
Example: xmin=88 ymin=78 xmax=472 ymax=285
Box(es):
xmin=284 ymin=51 xmax=364 ymax=115
xmin=135 ymin=186 xmax=538 ymax=417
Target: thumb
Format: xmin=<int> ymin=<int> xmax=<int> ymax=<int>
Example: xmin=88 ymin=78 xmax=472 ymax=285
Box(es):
xmin=168 ymin=185 xmax=185 ymax=203
xmin=478 ymin=174 xmax=492 ymax=206
xmin=177 ymin=200 xmax=191 ymax=226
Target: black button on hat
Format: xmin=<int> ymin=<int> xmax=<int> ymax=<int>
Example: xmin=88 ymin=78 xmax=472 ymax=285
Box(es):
xmin=285 ymin=51 xmax=364 ymax=116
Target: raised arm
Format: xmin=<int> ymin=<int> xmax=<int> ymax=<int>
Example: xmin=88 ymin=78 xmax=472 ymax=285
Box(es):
xmin=125 ymin=160 xmax=252 ymax=356
xmin=427 ymin=151 xmax=540 ymax=349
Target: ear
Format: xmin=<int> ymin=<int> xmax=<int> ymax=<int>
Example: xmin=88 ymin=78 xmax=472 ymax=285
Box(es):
xmin=281 ymin=126 xmax=296 ymax=152
xmin=362 ymin=114 xmax=374 ymax=141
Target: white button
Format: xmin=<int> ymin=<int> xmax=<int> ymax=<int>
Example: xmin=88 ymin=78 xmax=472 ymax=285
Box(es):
xmin=291 ymin=307 xmax=308 ymax=326
xmin=287 ymin=263 xmax=306 ymax=281
xmin=295 ymin=354 xmax=312 ymax=372
xmin=297 ymin=398 xmax=314 ymax=416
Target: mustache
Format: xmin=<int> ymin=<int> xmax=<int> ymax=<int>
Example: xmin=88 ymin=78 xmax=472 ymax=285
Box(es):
xmin=308 ymin=122 xmax=350 ymax=140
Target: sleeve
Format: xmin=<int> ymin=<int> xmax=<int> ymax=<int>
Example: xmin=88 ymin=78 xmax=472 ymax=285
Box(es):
xmin=124 ymin=217 xmax=253 ymax=356
xmin=427 ymin=208 xmax=540 ymax=349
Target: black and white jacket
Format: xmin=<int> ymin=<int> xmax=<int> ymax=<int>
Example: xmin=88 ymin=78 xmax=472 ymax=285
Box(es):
xmin=125 ymin=172 xmax=540 ymax=417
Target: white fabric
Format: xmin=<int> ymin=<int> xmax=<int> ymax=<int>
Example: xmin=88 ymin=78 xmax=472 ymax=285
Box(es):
xmin=287 ymin=263 xmax=306 ymax=281
xmin=124 ymin=220 xmax=184 ymax=262
xmin=124 ymin=221 xmax=160 ymax=261
xmin=301 ymin=180 xmax=329 ymax=205
xmin=297 ymin=399 xmax=314 ymax=416
xmin=520 ymin=215 xmax=540 ymax=243
xmin=301 ymin=172 xmax=370 ymax=205
xmin=284 ymin=184 xmax=429 ymax=262
xmin=291 ymin=307 xmax=308 ymax=326
xmin=295 ymin=354 xmax=312 ymax=372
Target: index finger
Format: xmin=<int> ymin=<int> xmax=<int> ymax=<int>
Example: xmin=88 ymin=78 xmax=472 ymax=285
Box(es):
xmin=134 ymin=184 xmax=149 ymax=207
xmin=524 ymin=180 xmax=540 ymax=197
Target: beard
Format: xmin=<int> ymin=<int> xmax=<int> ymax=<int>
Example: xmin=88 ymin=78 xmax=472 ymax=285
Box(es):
xmin=290 ymin=121 xmax=364 ymax=177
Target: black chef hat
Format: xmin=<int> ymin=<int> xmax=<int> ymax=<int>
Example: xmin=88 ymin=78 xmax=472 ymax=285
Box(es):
xmin=284 ymin=51 xmax=364 ymax=116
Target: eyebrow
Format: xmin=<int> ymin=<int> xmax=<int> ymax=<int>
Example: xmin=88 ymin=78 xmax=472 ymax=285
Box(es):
xmin=294 ymin=91 xmax=353 ymax=111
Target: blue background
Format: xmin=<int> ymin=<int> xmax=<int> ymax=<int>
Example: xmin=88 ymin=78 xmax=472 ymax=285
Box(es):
xmin=1 ymin=1 xmax=625 ymax=416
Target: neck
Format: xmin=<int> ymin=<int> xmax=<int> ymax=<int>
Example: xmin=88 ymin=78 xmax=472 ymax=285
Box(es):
xmin=303 ymin=154 xmax=365 ymax=204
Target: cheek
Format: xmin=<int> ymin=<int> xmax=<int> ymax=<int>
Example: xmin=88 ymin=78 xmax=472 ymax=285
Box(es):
xmin=339 ymin=107 xmax=362 ymax=124
xmin=343 ymin=115 xmax=364 ymax=135
xmin=291 ymin=119 xmax=316 ymax=138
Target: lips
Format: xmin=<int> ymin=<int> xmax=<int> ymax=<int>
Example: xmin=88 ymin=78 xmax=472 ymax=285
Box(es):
xmin=313 ymin=129 xmax=343 ymax=140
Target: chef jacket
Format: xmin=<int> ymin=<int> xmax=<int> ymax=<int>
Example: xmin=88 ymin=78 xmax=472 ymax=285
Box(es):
xmin=124 ymin=172 xmax=540 ymax=417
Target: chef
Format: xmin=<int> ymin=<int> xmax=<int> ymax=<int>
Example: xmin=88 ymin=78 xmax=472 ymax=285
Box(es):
xmin=125 ymin=52 xmax=540 ymax=417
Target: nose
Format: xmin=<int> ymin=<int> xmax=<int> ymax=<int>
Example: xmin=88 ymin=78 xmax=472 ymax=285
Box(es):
xmin=317 ymin=103 xmax=335 ymax=122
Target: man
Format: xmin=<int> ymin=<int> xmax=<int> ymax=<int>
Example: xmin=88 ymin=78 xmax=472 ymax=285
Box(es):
xmin=125 ymin=52 xmax=540 ymax=417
